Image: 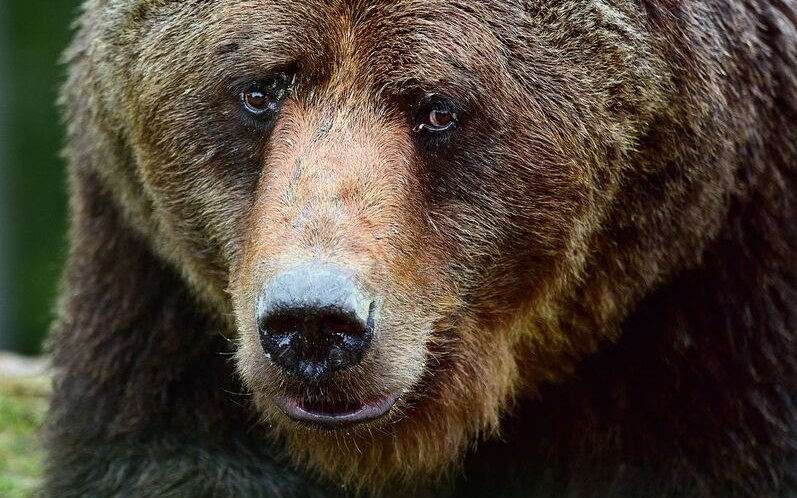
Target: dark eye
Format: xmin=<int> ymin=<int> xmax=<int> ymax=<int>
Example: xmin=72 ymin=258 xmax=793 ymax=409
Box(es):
xmin=239 ymin=72 xmax=294 ymax=117
xmin=414 ymin=96 xmax=460 ymax=133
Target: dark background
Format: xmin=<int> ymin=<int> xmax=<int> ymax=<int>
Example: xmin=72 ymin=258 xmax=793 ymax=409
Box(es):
xmin=0 ymin=0 xmax=81 ymax=355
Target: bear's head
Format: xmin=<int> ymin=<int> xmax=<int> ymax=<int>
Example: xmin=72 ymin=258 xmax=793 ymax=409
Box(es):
xmin=82 ymin=0 xmax=738 ymax=491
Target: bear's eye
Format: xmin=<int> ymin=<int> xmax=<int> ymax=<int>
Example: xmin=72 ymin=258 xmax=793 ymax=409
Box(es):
xmin=239 ymin=72 xmax=294 ymax=117
xmin=242 ymin=89 xmax=269 ymax=113
xmin=413 ymin=96 xmax=460 ymax=133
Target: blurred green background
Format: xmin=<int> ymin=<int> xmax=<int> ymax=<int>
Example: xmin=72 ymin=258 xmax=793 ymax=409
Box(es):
xmin=0 ymin=0 xmax=82 ymax=355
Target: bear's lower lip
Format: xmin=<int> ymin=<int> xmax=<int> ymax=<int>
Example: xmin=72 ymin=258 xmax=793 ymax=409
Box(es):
xmin=272 ymin=392 xmax=401 ymax=429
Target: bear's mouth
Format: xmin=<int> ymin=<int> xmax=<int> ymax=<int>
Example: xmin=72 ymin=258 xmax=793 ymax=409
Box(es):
xmin=272 ymin=392 xmax=401 ymax=429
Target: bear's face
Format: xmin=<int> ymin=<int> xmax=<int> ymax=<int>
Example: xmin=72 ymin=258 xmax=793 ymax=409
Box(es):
xmin=98 ymin=0 xmax=695 ymax=490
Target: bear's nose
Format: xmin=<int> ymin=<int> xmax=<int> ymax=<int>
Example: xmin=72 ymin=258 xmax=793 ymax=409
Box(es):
xmin=256 ymin=264 xmax=376 ymax=382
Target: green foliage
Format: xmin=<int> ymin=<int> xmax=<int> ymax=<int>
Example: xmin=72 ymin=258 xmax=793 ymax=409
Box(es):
xmin=0 ymin=373 xmax=49 ymax=498
xmin=3 ymin=0 xmax=82 ymax=354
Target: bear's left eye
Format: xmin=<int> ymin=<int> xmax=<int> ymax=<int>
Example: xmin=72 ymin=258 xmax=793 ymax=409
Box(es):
xmin=413 ymin=96 xmax=460 ymax=133
xmin=239 ymin=72 xmax=294 ymax=117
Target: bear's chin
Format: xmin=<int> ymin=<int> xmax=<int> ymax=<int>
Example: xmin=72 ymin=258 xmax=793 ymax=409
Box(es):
xmin=245 ymin=353 xmax=517 ymax=495
xmin=260 ymin=393 xmax=487 ymax=494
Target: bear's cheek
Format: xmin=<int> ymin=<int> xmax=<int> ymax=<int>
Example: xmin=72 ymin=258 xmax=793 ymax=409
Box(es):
xmin=122 ymin=66 xmax=272 ymax=311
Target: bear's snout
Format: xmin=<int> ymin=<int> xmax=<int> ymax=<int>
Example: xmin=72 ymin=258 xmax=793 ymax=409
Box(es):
xmin=256 ymin=263 xmax=376 ymax=382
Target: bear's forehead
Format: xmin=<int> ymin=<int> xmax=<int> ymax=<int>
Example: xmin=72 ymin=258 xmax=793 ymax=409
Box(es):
xmin=129 ymin=0 xmax=517 ymax=100
xmin=208 ymin=0 xmax=516 ymax=46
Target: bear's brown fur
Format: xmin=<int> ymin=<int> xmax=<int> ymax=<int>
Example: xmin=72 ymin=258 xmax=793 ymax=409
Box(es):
xmin=45 ymin=1 xmax=796 ymax=497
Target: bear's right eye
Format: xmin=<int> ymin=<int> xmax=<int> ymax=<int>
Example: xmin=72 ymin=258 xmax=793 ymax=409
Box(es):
xmin=412 ymin=94 xmax=463 ymax=139
xmin=239 ymin=72 xmax=294 ymax=118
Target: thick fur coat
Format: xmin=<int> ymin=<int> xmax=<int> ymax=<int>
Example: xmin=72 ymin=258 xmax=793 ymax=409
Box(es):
xmin=45 ymin=1 xmax=796 ymax=497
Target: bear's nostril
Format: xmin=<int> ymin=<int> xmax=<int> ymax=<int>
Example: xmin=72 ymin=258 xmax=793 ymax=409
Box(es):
xmin=261 ymin=315 xmax=303 ymax=339
xmin=256 ymin=264 xmax=376 ymax=381
xmin=319 ymin=315 xmax=359 ymax=338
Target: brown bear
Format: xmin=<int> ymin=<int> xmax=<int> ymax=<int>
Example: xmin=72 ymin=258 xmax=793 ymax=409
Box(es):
xmin=44 ymin=1 xmax=796 ymax=497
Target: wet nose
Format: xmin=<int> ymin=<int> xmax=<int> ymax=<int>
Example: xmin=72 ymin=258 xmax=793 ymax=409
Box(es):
xmin=256 ymin=264 xmax=376 ymax=381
